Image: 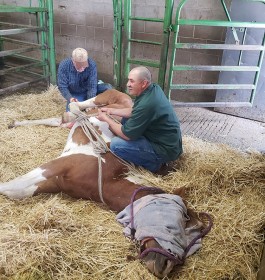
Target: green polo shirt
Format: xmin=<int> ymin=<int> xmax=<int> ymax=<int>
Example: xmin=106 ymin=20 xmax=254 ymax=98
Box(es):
xmin=121 ymin=84 xmax=182 ymax=161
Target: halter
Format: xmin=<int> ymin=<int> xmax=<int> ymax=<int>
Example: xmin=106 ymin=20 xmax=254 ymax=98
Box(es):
xmin=129 ymin=186 xmax=213 ymax=266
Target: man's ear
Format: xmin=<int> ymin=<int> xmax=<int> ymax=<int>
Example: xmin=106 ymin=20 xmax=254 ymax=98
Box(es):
xmin=141 ymin=80 xmax=148 ymax=89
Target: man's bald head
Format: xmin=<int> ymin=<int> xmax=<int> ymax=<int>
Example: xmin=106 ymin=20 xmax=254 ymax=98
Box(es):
xmin=129 ymin=66 xmax=152 ymax=84
xmin=127 ymin=67 xmax=152 ymax=96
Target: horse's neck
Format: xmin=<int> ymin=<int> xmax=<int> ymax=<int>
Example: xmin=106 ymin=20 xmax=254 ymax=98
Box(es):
xmin=102 ymin=179 xmax=138 ymax=212
xmin=88 ymin=116 xmax=114 ymax=142
xmin=62 ymin=117 xmax=114 ymax=151
xmin=102 ymin=176 xmax=164 ymax=212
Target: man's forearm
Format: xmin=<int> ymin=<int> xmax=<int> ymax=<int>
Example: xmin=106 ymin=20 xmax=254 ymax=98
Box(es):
xmin=109 ymin=107 xmax=132 ymax=118
xmin=58 ymin=87 xmax=72 ymax=101
xmin=105 ymin=116 xmax=129 ymax=140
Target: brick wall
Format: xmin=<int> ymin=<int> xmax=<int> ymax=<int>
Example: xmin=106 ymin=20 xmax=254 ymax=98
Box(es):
xmin=53 ymin=0 xmax=114 ymax=83
xmin=1 ymin=0 xmax=232 ymax=101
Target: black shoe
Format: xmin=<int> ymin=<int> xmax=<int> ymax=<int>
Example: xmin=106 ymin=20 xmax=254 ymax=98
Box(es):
xmin=155 ymin=162 xmax=175 ymax=176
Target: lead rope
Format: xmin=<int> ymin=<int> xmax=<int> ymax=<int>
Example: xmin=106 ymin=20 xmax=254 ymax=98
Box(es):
xmin=70 ymin=107 xmax=134 ymax=204
xmin=139 ymin=212 xmax=213 ymax=265
xmin=72 ymin=109 xmax=108 ymax=204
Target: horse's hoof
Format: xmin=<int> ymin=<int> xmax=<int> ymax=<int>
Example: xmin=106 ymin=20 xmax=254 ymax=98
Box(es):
xmin=8 ymin=122 xmax=15 ymax=129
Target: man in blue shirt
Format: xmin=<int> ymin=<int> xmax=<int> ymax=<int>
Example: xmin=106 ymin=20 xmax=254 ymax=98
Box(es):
xmin=97 ymin=66 xmax=183 ymax=173
xmin=57 ymin=48 xmax=112 ymax=111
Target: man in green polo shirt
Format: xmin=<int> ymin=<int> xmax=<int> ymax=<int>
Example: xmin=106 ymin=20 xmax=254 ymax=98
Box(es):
xmin=97 ymin=66 xmax=182 ymax=173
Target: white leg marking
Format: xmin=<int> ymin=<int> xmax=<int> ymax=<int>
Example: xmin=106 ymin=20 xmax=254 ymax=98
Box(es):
xmin=77 ymin=97 xmax=96 ymax=110
xmin=14 ymin=118 xmax=62 ymax=127
xmin=125 ymin=175 xmax=145 ymax=185
xmin=60 ymin=122 xmax=97 ymax=157
xmin=0 ymin=168 xmax=46 ymax=199
xmin=61 ymin=118 xmax=113 ymax=158
xmin=60 ymin=139 xmax=98 ymax=158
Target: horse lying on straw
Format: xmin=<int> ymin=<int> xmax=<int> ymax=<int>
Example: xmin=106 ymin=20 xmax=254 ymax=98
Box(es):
xmin=3 ymin=89 xmax=212 ymax=278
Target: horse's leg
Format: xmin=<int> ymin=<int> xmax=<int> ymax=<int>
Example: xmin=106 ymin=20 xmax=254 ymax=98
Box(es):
xmin=75 ymin=89 xmax=132 ymax=111
xmin=35 ymin=177 xmax=61 ymax=195
xmin=8 ymin=118 xmax=62 ymax=129
xmin=0 ymin=156 xmax=72 ymax=199
xmin=0 ymin=153 xmax=102 ymax=201
xmin=76 ymin=97 xmax=97 ymax=110
xmin=75 ymin=90 xmax=117 ymax=110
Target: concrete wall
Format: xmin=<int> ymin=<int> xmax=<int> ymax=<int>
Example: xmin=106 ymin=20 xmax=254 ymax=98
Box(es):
xmin=1 ymin=0 xmax=232 ymax=101
xmin=53 ymin=0 xmax=114 ymax=83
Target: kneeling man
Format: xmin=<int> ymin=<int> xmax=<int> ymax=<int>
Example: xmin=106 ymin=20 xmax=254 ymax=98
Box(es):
xmin=97 ymin=66 xmax=182 ymax=173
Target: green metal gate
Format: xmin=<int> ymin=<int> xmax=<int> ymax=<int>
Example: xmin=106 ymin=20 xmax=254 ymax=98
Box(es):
xmin=113 ymin=0 xmax=174 ymax=91
xmin=0 ymin=0 xmax=56 ymax=96
xmin=113 ymin=0 xmax=265 ymax=108
xmin=167 ymin=0 xmax=265 ymax=107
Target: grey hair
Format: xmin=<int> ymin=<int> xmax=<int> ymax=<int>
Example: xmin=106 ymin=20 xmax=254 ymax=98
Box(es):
xmin=131 ymin=66 xmax=152 ymax=83
xmin=72 ymin=48 xmax=88 ymax=62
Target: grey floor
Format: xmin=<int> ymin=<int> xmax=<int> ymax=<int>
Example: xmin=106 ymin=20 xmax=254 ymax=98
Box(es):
xmin=175 ymin=107 xmax=265 ymax=153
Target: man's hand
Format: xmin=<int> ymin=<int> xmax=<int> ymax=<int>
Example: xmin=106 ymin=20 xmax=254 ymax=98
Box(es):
xmin=70 ymin=97 xmax=78 ymax=103
xmin=97 ymin=109 xmax=129 ymax=140
xmin=100 ymin=107 xmax=113 ymax=115
xmin=97 ymin=108 xmax=109 ymax=122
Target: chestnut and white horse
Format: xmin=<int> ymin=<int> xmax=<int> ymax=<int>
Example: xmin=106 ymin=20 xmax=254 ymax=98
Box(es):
xmin=2 ymin=89 xmax=211 ymax=278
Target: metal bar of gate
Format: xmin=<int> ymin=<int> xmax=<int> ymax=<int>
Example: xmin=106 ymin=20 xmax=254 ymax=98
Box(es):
xmin=0 ymin=61 xmax=45 ymax=75
xmin=46 ymin=0 xmax=57 ymax=84
xmin=221 ymin=0 xmax=239 ymax=44
xmin=167 ymin=0 xmax=265 ymax=108
xmin=1 ymin=36 xmax=42 ymax=46
xmin=0 ymin=76 xmax=49 ymax=96
xmin=113 ymin=0 xmax=123 ymax=89
xmin=158 ymin=0 xmax=174 ymax=88
xmin=0 ymin=46 xmax=42 ymax=57
xmin=250 ymin=31 xmax=265 ymax=103
xmin=0 ymin=1 xmax=56 ymax=94
xmin=122 ymin=0 xmax=173 ymax=90
xmin=123 ymin=0 xmax=132 ymax=85
xmin=0 ymin=5 xmax=46 ymax=13
xmin=0 ymin=27 xmax=45 ymax=36
xmin=38 ymin=0 xmax=48 ymax=83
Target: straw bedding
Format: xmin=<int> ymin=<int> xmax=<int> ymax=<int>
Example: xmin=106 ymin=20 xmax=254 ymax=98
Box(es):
xmin=0 ymin=86 xmax=264 ymax=280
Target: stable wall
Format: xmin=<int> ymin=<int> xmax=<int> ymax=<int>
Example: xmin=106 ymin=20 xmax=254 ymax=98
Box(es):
xmin=0 ymin=0 xmax=231 ymax=101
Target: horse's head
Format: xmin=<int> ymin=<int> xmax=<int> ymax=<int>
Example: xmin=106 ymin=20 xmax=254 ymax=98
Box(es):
xmin=137 ymin=204 xmax=211 ymax=279
xmin=117 ymin=193 xmax=208 ymax=279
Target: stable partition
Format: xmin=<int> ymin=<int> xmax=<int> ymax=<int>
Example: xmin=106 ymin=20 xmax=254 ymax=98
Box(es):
xmin=0 ymin=0 xmax=56 ymax=96
xmin=113 ymin=0 xmax=173 ymax=90
xmin=168 ymin=0 xmax=265 ymax=108
xmin=113 ymin=0 xmax=265 ymax=108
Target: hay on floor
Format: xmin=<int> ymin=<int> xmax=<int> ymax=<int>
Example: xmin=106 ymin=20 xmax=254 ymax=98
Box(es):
xmin=0 ymin=86 xmax=264 ymax=280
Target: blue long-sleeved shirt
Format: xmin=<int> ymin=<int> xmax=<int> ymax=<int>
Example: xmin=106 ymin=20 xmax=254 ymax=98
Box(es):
xmin=57 ymin=57 xmax=98 ymax=102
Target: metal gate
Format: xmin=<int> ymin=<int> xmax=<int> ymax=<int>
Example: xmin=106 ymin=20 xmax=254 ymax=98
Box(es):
xmin=215 ymin=0 xmax=265 ymax=122
xmin=113 ymin=0 xmax=174 ymax=90
xmin=0 ymin=0 xmax=56 ymax=96
xmin=168 ymin=0 xmax=265 ymax=107
xmin=113 ymin=0 xmax=265 ymax=108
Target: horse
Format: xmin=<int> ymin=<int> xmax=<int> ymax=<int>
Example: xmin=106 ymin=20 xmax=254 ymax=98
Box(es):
xmin=1 ymin=89 xmax=211 ymax=278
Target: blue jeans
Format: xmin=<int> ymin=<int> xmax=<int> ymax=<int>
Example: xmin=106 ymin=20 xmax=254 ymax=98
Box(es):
xmin=110 ymin=136 xmax=165 ymax=172
xmin=66 ymin=83 xmax=112 ymax=111
xmin=97 ymin=83 xmax=112 ymax=94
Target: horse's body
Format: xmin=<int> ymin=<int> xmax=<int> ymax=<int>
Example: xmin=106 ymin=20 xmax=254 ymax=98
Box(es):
xmin=2 ymin=90 xmax=207 ymax=278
